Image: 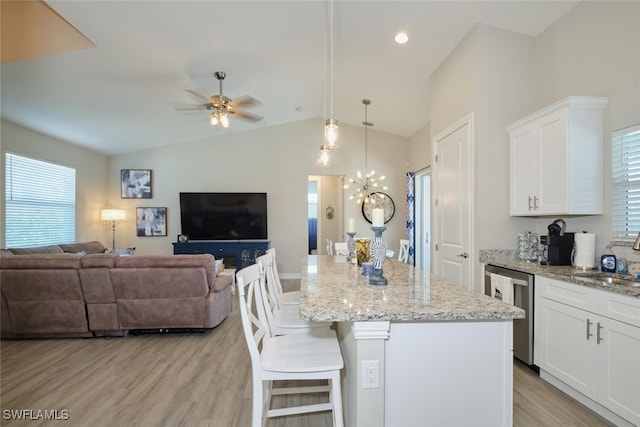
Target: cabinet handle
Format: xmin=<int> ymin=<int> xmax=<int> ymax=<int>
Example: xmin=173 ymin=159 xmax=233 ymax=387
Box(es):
xmin=597 ymin=322 xmax=604 ymax=344
xmin=586 ymin=318 xmax=593 ymax=340
xmin=533 ymin=196 xmax=539 ymax=210
xmin=528 ymin=196 xmax=533 ymax=210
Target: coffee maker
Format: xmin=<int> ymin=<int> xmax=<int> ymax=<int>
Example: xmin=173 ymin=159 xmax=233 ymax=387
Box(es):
xmin=540 ymin=219 xmax=575 ymax=265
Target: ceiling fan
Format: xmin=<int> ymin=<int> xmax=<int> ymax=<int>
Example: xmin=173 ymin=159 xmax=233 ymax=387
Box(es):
xmin=173 ymin=71 xmax=262 ymax=128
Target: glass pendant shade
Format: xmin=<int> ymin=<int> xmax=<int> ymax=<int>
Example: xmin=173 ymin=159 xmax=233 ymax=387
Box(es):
xmin=220 ymin=112 xmax=230 ymax=128
xmin=325 ymin=118 xmax=339 ymax=147
xmin=318 ymin=145 xmax=330 ymax=166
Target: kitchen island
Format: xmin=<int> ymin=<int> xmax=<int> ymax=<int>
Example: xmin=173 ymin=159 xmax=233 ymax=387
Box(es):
xmin=299 ymin=255 xmax=524 ymax=427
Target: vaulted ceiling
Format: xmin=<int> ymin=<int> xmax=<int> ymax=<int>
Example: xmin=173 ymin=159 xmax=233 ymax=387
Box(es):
xmin=1 ymin=1 xmax=578 ymax=155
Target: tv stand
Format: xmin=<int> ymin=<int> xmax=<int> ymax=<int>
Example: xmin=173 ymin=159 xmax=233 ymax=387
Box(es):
xmin=172 ymin=240 xmax=270 ymax=269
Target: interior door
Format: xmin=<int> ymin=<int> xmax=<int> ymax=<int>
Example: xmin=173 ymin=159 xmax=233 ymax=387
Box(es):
xmin=434 ymin=116 xmax=472 ymax=290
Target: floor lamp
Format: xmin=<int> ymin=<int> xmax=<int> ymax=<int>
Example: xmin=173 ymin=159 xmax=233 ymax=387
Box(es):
xmin=101 ymin=209 xmax=126 ymax=251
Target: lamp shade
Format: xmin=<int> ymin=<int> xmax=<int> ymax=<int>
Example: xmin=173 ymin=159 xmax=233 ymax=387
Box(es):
xmin=101 ymin=209 xmax=126 ymax=222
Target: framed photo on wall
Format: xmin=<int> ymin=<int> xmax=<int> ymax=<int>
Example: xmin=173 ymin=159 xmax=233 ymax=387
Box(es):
xmin=136 ymin=207 xmax=167 ymax=237
xmin=121 ymin=169 xmax=152 ymax=199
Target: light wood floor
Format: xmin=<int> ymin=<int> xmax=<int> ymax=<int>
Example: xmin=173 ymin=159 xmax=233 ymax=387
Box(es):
xmin=1 ymin=298 xmax=616 ymax=427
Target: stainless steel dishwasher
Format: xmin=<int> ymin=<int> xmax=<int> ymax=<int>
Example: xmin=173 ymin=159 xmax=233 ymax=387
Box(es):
xmin=484 ymin=264 xmax=535 ymax=366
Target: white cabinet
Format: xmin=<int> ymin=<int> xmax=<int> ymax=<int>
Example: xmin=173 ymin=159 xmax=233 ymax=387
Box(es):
xmin=508 ymin=96 xmax=608 ymax=216
xmin=537 ymin=297 xmax=598 ymax=397
xmin=535 ymin=277 xmax=640 ymax=425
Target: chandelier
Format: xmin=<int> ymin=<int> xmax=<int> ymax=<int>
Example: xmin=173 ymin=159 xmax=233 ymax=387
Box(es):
xmin=345 ymin=99 xmax=387 ymax=204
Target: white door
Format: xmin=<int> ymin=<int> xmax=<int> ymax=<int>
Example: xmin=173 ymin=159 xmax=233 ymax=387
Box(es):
xmin=434 ymin=115 xmax=472 ymax=290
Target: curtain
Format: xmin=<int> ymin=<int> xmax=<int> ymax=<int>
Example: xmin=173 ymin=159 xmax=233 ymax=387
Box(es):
xmin=406 ymin=172 xmax=415 ymax=265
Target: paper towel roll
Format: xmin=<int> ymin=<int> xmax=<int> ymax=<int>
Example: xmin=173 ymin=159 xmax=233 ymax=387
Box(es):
xmin=574 ymin=233 xmax=596 ymax=268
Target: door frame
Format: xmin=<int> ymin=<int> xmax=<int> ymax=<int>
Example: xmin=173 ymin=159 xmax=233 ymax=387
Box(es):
xmin=432 ymin=113 xmax=475 ymax=291
xmin=414 ymin=167 xmax=431 ymax=271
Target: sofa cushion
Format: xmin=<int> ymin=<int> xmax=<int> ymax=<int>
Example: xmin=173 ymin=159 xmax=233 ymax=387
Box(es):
xmin=8 ymin=245 xmax=64 ymax=255
xmin=79 ymin=268 xmax=116 ymax=303
xmin=59 ymin=241 xmax=107 ymax=254
xmin=0 ymin=254 xmax=82 ymax=269
xmin=81 ymin=253 xmax=117 ymax=268
xmin=117 ymin=297 xmax=205 ymax=329
xmin=111 ymin=268 xmax=208 ymax=299
xmin=1 ymin=269 xmax=84 ymax=300
xmin=211 ymin=275 xmax=233 ymax=292
xmin=115 ymin=254 xmax=216 ymax=287
xmin=8 ymin=300 xmax=89 ymax=334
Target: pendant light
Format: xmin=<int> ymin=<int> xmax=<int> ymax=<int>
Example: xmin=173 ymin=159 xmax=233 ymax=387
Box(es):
xmin=325 ymin=0 xmax=338 ymax=147
xmin=344 ymin=99 xmax=387 ymax=204
xmin=318 ymin=0 xmax=338 ymax=165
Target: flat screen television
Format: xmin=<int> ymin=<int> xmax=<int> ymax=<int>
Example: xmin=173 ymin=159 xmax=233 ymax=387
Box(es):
xmin=179 ymin=192 xmax=267 ymax=240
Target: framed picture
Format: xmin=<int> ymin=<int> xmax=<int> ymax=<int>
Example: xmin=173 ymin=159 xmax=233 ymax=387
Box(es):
xmin=121 ymin=169 xmax=152 ymax=199
xmin=136 ymin=207 xmax=167 ymax=237
xmin=178 ymin=234 xmax=189 ymax=243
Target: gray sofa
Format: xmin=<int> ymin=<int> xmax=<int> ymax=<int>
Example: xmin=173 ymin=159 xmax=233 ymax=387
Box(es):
xmin=1 ymin=241 xmax=232 ymax=338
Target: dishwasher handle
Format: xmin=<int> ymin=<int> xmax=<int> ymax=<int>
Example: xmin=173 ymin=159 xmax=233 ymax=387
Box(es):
xmin=484 ymin=270 xmax=530 ymax=287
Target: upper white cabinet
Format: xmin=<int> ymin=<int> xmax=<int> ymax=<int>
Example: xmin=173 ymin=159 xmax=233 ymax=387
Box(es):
xmin=508 ymin=96 xmax=608 ymax=216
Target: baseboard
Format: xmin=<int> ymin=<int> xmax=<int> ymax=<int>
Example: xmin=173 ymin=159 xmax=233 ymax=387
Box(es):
xmin=280 ymin=272 xmax=301 ymax=280
xmin=539 ymin=369 xmax=635 ymax=427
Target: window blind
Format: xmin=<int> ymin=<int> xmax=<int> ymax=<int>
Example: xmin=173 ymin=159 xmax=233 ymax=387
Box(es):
xmin=612 ymin=124 xmax=640 ymax=241
xmin=5 ymin=153 xmax=76 ymax=248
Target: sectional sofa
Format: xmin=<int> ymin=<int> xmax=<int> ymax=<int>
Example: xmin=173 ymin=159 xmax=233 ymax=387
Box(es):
xmin=0 ymin=241 xmax=232 ymax=338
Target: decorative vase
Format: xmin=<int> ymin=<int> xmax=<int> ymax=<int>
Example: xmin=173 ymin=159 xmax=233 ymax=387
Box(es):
xmin=369 ymin=226 xmax=388 ymax=285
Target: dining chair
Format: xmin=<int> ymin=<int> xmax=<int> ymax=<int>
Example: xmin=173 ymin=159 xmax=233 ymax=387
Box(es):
xmin=236 ymin=264 xmax=344 ymax=427
xmin=266 ymin=248 xmax=300 ymax=306
xmin=326 ymin=239 xmax=334 ymax=255
xmin=334 ymin=242 xmax=349 ymax=256
xmin=398 ymin=239 xmax=409 ymax=263
xmin=256 ymin=254 xmax=332 ymax=335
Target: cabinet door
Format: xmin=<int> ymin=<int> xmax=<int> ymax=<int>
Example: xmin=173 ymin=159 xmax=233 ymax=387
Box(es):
xmin=537 ymin=298 xmax=598 ymax=399
xmin=536 ymin=107 xmax=568 ymax=214
xmin=597 ymin=317 xmax=640 ymax=425
xmin=510 ymin=124 xmax=538 ymax=215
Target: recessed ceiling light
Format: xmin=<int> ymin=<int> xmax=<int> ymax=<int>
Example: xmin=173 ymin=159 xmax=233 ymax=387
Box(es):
xmin=395 ymin=32 xmax=408 ymax=44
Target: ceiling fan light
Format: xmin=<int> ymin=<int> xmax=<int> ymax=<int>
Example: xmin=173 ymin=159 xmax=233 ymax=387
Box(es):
xmin=210 ymin=113 xmax=219 ymax=126
xmin=220 ymin=113 xmax=230 ymax=128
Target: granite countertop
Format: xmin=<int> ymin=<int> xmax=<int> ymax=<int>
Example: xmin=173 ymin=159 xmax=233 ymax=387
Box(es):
xmin=480 ymin=250 xmax=640 ymax=298
xmin=299 ymin=255 xmax=525 ymax=323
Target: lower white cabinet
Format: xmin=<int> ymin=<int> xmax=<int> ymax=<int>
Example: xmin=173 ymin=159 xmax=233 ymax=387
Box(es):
xmin=597 ymin=316 xmax=640 ymax=424
xmin=535 ymin=277 xmax=640 ymax=426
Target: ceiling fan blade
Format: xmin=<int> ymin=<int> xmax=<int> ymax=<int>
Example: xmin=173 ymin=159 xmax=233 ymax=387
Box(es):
xmin=184 ymin=89 xmax=210 ymax=103
xmin=171 ymin=102 xmax=209 ymax=111
xmin=229 ymin=95 xmax=262 ymax=109
xmin=230 ymin=110 xmax=263 ymax=122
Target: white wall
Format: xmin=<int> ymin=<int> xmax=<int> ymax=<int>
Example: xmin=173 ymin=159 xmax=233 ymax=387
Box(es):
xmin=529 ymin=0 xmax=640 ymax=262
xmin=107 ymin=118 xmax=410 ymax=274
xmin=407 ymin=122 xmax=431 ymax=173
xmin=428 ymin=1 xmax=640 ymax=287
xmin=0 ymin=120 xmax=108 ymax=248
xmin=430 ymin=24 xmax=537 ymax=290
